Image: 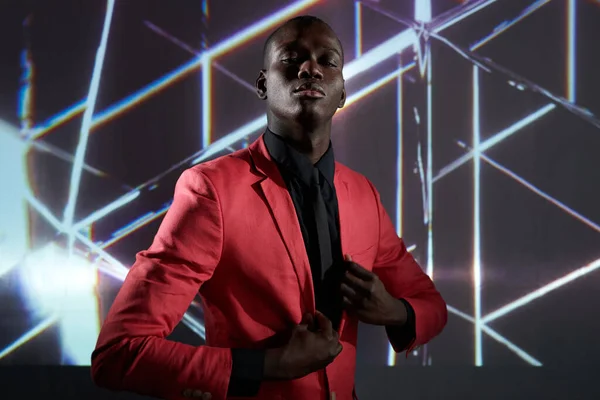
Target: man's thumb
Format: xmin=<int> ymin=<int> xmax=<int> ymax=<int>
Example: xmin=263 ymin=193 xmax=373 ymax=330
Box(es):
xmin=300 ymin=312 xmax=314 ymax=326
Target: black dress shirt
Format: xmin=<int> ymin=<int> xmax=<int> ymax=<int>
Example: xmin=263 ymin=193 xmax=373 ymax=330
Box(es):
xmin=264 ymin=129 xmax=346 ymax=327
xmin=226 ymin=130 xmax=415 ymax=397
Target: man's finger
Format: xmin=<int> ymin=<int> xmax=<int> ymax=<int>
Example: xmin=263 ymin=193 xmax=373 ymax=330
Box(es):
xmin=345 ymin=256 xmax=375 ymax=281
xmin=342 ymin=296 xmax=354 ymax=307
xmin=335 ymin=342 xmax=343 ymax=356
xmin=301 ymin=312 xmax=314 ymax=327
xmin=315 ymin=310 xmax=334 ymax=336
xmin=340 ymin=283 xmax=358 ymax=300
xmin=343 ymin=271 xmax=373 ymax=297
xmin=341 ymin=283 xmax=365 ymax=307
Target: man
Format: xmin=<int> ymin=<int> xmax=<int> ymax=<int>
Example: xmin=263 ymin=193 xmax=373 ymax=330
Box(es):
xmin=91 ymin=16 xmax=447 ymax=400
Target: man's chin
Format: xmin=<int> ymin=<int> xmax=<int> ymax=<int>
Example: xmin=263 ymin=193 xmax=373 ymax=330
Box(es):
xmin=295 ymin=103 xmax=334 ymax=120
xmin=294 ymin=110 xmax=330 ymax=126
xmin=271 ymin=104 xmax=334 ymax=126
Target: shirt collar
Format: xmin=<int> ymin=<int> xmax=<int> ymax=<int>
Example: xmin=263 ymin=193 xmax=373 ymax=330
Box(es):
xmin=264 ymin=128 xmax=335 ymax=188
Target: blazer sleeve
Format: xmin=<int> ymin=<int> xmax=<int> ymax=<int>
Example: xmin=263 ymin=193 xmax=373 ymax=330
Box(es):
xmin=91 ymin=168 xmax=231 ymax=400
xmin=367 ymin=180 xmax=448 ymax=354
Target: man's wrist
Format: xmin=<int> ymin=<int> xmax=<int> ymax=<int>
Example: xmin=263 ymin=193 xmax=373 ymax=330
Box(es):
xmin=228 ymin=348 xmax=266 ymax=396
xmin=264 ymin=348 xmax=286 ymax=380
xmin=385 ymin=298 xmax=408 ymax=326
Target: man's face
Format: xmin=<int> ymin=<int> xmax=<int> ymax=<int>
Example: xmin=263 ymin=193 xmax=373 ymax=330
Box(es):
xmin=256 ymin=22 xmax=346 ymax=124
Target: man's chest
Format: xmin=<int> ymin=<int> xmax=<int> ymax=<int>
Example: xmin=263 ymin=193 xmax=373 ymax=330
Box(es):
xmin=217 ymin=180 xmax=379 ymax=273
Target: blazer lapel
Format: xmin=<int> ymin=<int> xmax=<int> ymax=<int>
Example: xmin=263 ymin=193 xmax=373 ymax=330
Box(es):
xmin=334 ymin=165 xmax=352 ymax=334
xmin=334 ymin=165 xmax=352 ymax=259
xmin=249 ymin=136 xmax=316 ymax=313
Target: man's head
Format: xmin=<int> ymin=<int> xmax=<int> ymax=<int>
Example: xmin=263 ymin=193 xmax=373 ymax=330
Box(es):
xmin=256 ymin=16 xmax=346 ymax=130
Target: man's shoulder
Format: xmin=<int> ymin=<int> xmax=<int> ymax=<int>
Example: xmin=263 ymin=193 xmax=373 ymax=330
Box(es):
xmin=184 ymin=147 xmax=257 ymax=182
xmin=335 ymin=161 xmax=374 ymax=190
xmin=335 ymin=162 xmax=383 ymax=209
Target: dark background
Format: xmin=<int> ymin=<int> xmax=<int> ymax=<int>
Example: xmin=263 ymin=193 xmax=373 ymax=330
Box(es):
xmin=1 ymin=0 xmax=599 ymax=398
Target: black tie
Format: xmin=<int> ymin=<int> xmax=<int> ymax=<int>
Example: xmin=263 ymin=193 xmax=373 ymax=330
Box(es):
xmin=311 ymin=168 xmax=333 ymax=279
xmin=311 ymin=167 xmax=344 ymax=331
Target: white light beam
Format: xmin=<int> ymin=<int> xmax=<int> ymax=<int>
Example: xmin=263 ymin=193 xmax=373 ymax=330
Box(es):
xmin=482 ymin=257 xmax=600 ymax=324
xmin=472 ymin=66 xmax=483 ymax=366
xmin=62 ymin=0 xmax=115 ymax=252
xmin=567 ymin=0 xmax=576 ymax=102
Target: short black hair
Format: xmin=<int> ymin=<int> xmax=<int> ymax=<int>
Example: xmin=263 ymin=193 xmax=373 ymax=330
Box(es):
xmin=262 ymin=15 xmax=344 ymax=67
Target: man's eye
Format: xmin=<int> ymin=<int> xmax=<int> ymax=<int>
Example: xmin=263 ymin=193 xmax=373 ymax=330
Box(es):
xmin=282 ymin=57 xmax=299 ymax=63
xmin=319 ymin=57 xmax=338 ymax=67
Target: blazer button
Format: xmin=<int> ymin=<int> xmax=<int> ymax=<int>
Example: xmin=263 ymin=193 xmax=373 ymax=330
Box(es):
xmin=331 ymin=392 xmax=336 ymax=400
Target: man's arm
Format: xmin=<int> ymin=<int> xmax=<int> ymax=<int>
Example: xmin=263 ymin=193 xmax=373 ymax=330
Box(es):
xmin=91 ymin=168 xmax=232 ymax=399
xmin=367 ymin=180 xmax=447 ymax=353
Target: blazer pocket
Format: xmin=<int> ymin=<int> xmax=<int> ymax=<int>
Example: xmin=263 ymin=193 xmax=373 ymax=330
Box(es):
xmin=351 ymin=242 xmax=377 ymax=256
xmin=347 ymin=242 xmax=377 ymax=270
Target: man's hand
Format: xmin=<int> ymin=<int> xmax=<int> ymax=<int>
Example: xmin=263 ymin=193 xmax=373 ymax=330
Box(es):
xmin=340 ymin=254 xmax=408 ymax=326
xmin=181 ymin=389 xmax=212 ymax=399
xmin=264 ymin=312 xmax=343 ymax=380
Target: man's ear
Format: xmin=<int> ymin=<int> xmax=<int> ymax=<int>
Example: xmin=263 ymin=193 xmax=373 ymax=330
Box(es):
xmin=256 ymin=69 xmax=267 ymax=100
xmin=338 ymin=84 xmax=346 ymax=108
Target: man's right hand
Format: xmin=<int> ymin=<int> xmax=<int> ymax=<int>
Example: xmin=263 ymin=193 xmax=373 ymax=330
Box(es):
xmin=264 ymin=311 xmax=343 ymax=380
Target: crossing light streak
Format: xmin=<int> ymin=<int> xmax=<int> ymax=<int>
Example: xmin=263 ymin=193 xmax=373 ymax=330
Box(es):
xmin=433 ymin=104 xmax=556 ymax=183
xmin=446 ymin=305 xmax=542 ymax=366
xmin=62 ymin=0 xmax=115 ymax=253
xmin=482 ymin=257 xmax=600 ymax=324
xmin=28 ymin=0 xmax=320 ymax=141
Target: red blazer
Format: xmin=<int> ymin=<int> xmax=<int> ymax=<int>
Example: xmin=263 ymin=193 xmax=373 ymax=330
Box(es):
xmin=91 ymin=135 xmax=447 ymax=400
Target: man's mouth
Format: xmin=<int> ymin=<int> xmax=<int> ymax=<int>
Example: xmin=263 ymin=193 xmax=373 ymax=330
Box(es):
xmin=293 ymin=82 xmax=325 ymax=98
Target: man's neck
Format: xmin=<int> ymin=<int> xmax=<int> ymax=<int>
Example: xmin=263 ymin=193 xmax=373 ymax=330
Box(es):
xmin=267 ymin=119 xmax=332 ymax=165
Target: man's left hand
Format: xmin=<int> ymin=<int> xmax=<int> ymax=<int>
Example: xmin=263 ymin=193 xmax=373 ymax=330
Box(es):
xmin=340 ymin=255 xmax=407 ymax=326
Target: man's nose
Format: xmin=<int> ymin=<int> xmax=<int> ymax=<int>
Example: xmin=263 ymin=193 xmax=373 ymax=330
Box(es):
xmin=298 ymin=58 xmax=323 ymax=80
